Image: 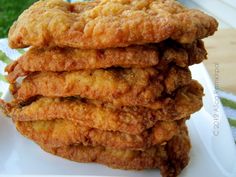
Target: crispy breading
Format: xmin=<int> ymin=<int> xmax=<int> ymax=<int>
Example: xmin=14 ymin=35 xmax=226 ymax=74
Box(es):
xmin=156 ymin=39 xmax=207 ymax=70
xmin=8 ymin=0 xmax=217 ymax=49
xmin=13 ymin=67 xmax=191 ymax=106
xmin=14 ymin=118 xmax=184 ymax=150
xmin=39 ymin=128 xmax=190 ymax=177
xmin=6 ymin=45 xmax=158 ymax=83
xmin=6 ymin=81 xmax=203 ymax=134
xmin=5 ymin=40 xmax=206 ymax=83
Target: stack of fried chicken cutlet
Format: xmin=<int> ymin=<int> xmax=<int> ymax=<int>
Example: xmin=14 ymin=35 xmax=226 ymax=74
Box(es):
xmin=0 ymin=0 xmax=217 ymax=177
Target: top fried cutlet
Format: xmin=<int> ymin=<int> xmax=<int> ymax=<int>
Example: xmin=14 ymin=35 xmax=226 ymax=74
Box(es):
xmin=5 ymin=40 xmax=206 ymax=84
xmin=8 ymin=0 xmax=218 ymax=49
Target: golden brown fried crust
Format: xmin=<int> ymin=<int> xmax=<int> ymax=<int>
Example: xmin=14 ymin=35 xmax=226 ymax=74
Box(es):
xmin=6 ymin=80 xmax=203 ymax=134
xmin=157 ymin=39 xmax=207 ymax=70
xmin=5 ymin=40 xmax=206 ymax=84
xmin=144 ymin=80 xmax=204 ymax=111
xmin=10 ymin=97 xmax=159 ymax=134
xmin=39 ymin=128 xmax=190 ymax=177
xmin=14 ymin=118 xmax=184 ymax=150
xmin=6 ymin=45 xmax=158 ymax=83
xmin=8 ymin=0 xmax=217 ymax=49
xmin=12 ymin=67 xmax=192 ymax=106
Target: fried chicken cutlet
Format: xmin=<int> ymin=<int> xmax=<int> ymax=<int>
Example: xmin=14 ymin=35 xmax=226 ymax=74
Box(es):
xmin=3 ymin=80 xmax=203 ymax=134
xmin=14 ymin=118 xmax=184 ymax=150
xmin=40 ymin=128 xmax=190 ymax=177
xmin=0 ymin=0 xmax=218 ymax=176
xmin=8 ymin=0 xmax=218 ymax=49
xmin=12 ymin=67 xmax=192 ymax=106
xmin=6 ymin=40 xmax=206 ymax=83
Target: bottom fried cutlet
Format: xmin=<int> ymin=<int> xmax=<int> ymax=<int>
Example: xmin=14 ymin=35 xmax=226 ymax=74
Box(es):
xmin=40 ymin=128 xmax=190 ymax=177
xmin=14 ymin=119 xmax=185 ymax=150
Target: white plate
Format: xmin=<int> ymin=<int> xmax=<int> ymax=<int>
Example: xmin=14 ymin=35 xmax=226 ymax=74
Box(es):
xmin=0 ymin=64 xmax=236 ymax=177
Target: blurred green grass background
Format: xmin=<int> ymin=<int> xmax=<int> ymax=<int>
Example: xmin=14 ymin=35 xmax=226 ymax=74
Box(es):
xmin=0 ymin=0 xmax=38 ymax=38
